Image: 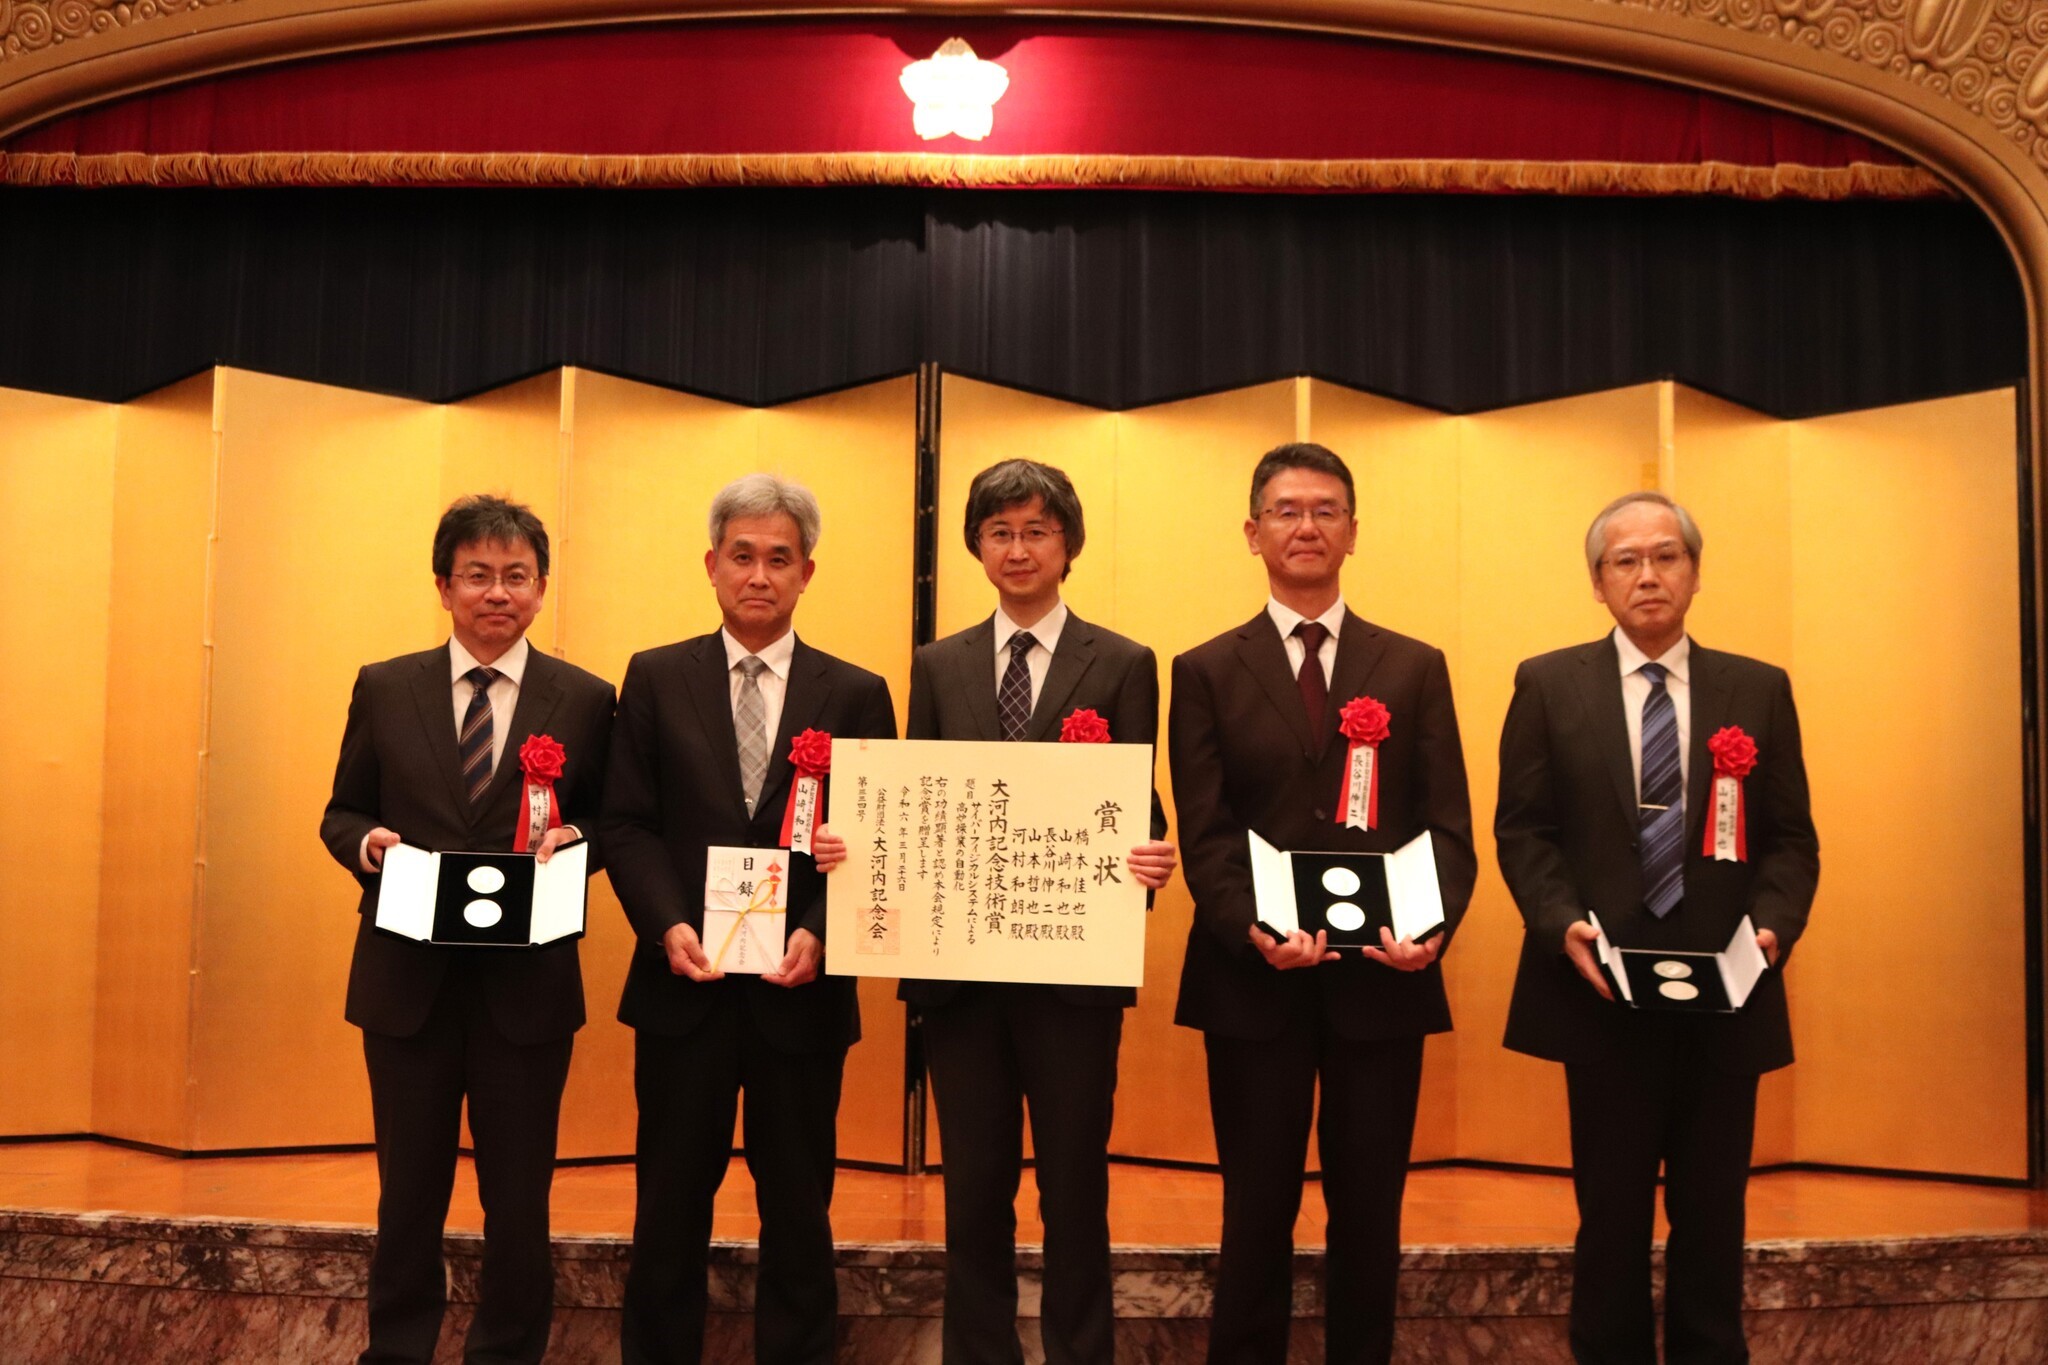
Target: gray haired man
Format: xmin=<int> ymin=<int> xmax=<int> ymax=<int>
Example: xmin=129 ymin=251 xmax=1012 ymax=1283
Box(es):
xmin=601 ymin=473 xmax=897 ymax=1365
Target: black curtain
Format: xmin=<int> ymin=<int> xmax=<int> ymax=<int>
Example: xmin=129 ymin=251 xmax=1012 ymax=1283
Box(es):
xmin=0 ymin=186 xmax=2022 ymax=417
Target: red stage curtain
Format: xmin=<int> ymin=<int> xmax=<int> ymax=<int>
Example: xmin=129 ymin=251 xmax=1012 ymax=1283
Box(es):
xmin=0 ymin=19 xmax=1939 ymax=197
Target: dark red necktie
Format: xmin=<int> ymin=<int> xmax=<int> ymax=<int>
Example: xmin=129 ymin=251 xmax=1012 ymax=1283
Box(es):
xmin=1294 ymin=620 xmax=1329 ymax=738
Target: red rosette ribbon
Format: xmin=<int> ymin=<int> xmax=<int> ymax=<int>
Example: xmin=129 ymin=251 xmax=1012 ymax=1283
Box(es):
xmin=788 ymin=728 xmax=833 ymax=776
xmin=1703 ymin=726 xmax=1756 ymax=862
xmin=781 ymin=728 xmax=833 ymax=852
xmin=1338 ymin=697 xmax=1391 ymax=747
xmin=1060 ymin=708 xmax=1112 ymax=743
xmin=514 ymin=734 xmax=567 ymax=852
xmin=1335 ymin=696 xmax=1391 ymax=830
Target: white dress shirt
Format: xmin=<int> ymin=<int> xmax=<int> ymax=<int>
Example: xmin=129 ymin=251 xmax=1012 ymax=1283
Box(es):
xmin=1265 ymin=596 xmax=1345 ymax=681
xmin=992 ymin=600 xmax=1070 ymax=711
xmin=361 ymin=636 xmax=537 ymax=871
xmin=1615 ymin=627 xmax=1692 ymax=802
xmin=723 ymin=625 xmax=797 ymax=753
xmin=450 ymin=635 xmax=530 ymax=778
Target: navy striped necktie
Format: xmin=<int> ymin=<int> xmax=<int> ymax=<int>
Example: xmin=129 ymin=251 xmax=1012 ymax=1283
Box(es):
xmin=458 ymin=666 xmax=499 ymax=804
xmin=1638 ymin=662 xmax=1684 ymax=918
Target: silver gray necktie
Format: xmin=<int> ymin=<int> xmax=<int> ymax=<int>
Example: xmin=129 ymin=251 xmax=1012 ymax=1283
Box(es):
xmin=736 ymin=655 xmax=770 ymax=815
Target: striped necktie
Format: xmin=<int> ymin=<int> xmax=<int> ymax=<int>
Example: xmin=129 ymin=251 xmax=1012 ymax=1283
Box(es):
xmin=458 ymin=666 xmax=500 ymax=804
xmin=1638 ymin=662 xmax=1684 ymax=918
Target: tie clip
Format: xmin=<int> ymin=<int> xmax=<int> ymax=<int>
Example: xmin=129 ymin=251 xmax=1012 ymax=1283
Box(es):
xmin=1639 ymin=803 xmax=1671 ymax=811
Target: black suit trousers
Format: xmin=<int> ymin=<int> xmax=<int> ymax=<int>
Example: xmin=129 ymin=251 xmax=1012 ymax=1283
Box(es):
xmin=922 ymin=983 xmax=1123 ymax=1365
xmin=1203 ymin=1022 xmax=1424 ymax=1365
xmin=358 ymin=961 xmax=573 ymax=1365
xmin=1563 ymin=1031 xmax=1760 ymax=1365
xmin=621 ymin=1002 xmax=846 ymax=1365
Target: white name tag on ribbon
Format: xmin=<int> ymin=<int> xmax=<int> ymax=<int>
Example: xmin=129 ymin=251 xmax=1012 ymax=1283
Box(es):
xmin=1342 ymin=744 xmax=1376 ymax=830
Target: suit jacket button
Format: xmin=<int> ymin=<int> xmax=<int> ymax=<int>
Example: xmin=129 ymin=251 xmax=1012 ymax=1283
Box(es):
xmin=1314 ymin=808 xmax=1329 ymax=821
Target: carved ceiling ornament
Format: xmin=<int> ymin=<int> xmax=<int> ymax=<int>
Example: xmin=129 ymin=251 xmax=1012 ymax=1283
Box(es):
xmin=0 ymin=0 xmax=2037 ymax=196
xmin=0 ymin=0 xmax=2035 ymax=178
xmin=1604 ymin=0 xmax=2048 ymax=165
xmin=2 ymin=0 xmax=237 ymax=62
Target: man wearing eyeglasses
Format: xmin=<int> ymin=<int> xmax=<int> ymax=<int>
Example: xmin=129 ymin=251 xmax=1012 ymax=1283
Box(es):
xmin=900 ymin=458 xmax=1176 ymax=1365
xmin=1497 ymin=491 xmax=1817 ymax=1364
xmin=1171 ymin=442 xmax=1476 ymax=1364
xmin=321 ymin=494 xmax=616 ymax=1365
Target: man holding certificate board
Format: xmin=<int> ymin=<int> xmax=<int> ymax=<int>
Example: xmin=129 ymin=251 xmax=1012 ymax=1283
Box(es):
xmin=600 ymin=475 xmax=896 ymax=1365
xmin=1496 ymin=492 xmax=1819 ymax=1364
xmin=825 ymin=460 xmax=1174 ymax=1365
xmin=1170 ymin=443 xmax=1477 ymax=1365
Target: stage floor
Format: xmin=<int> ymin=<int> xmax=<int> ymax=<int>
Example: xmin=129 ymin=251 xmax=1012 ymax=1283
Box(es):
xmin=7 ymin=1141 xmax=2048 ymax=1362
xmin=3 ymin=1139 xmax=2045 ymax=1247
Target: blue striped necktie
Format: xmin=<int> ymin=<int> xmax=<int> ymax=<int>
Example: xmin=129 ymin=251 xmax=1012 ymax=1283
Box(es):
xmin=1638 ymin=662 xmax=1684 ymax=918
xmin=458 ymin=666 xmax=499 ymax=804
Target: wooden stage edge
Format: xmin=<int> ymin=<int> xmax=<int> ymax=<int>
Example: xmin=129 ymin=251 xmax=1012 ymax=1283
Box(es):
xmin=4 ymin=1141 xmax=2048 ymax=1362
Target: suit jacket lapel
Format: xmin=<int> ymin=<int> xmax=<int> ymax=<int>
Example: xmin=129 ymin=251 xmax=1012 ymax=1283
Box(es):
xmin=409 ymin=647 xmax=472 ymax=813
xmin=1685 ymin=643 xmax=1730 ymax=848
xmin=1573 ymin=635 xmax=1639 ymax=826
xmin=1028 ymin=614 xmax=1097 ymax=742
xmin=960 ymin=616 xmax=1003 ymax=742
xmin=1323 ymin=611 xmax=1389 ymax=759
xmin=683 ymin=634 xmax=751 ymax=818
xmin=1232 ymin=612 xmax=1316 ymax=759
xmin=480 ymin=649 xmax=565 ymax=808
xmin=760 ymin=637 xmax=834 ymax=816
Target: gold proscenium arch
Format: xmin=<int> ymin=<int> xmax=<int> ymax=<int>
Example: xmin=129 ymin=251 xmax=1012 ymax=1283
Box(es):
xmin=3 ymin=0 xmax=2044 ymax=1051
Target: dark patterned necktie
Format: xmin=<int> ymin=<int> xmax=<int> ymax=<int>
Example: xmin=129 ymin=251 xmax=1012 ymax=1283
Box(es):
xmin=1294 ymin=620 xmax=1329 ymax=737
xmin=458 ymin=666 xmax=499 ymax=803
xmin=999 ymin=631 xmax=1037 ymax=741
xmin=1639 ymin=662 xmax=1685 ymax=918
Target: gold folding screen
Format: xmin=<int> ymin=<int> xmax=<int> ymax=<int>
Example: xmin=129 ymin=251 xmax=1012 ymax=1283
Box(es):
xmin=0 ymin=366 xmax=913 ymax=1165
xmin=0 ymin=390 xmax=116 ymax=1138
xmin=1675 ymin=387 xmax=2028 ymax=1176
xmin=935 ymin=374 xmax=2026 ymax=1180
xmin=0 ymin=366 xmax=2025 ymax=1181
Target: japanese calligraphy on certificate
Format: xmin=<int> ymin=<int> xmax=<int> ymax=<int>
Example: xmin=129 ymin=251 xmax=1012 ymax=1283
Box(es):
xmin=825 ymin=738 xmax=1153 ymax=987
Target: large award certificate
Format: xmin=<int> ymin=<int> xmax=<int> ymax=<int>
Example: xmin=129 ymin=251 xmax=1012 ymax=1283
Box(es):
xmin=824 ymin=738 xmax=1153 ymax=987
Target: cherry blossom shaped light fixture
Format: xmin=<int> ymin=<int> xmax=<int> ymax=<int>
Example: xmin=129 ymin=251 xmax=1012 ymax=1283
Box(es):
xmin=899 ymin=38 xmax=1011 ymax=141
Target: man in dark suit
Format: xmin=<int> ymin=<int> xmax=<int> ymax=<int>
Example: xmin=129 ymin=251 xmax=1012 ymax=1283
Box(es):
xmin=901 ymin=459 xmax=1176 ymax=1365
xmin=321 ymin=494 xmax=616 ymax=1365
xmin=1171 ymin=443 xmax=1477 ymax=1365
xmin=601 ymin=473 xmax=897 ymax=1365
xmin=1497 ymin=491 xmax=1818 ymax=1365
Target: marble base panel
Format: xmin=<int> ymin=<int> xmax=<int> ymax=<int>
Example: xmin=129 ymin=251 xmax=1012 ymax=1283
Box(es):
xmin=4 ymin=1212 xmax=2046 ymax=1363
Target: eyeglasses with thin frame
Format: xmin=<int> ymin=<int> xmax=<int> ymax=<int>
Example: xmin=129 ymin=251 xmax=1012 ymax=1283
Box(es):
xmin=1599 ymin=546 xmax=1691 ymax=577
xmin=982 ymin=526 xmax=1064 ymax=550
xmin=448 ymin=569 xmax=540 ymax=593
xmin=1258 ymin=503 xmax=1351 ymax=529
